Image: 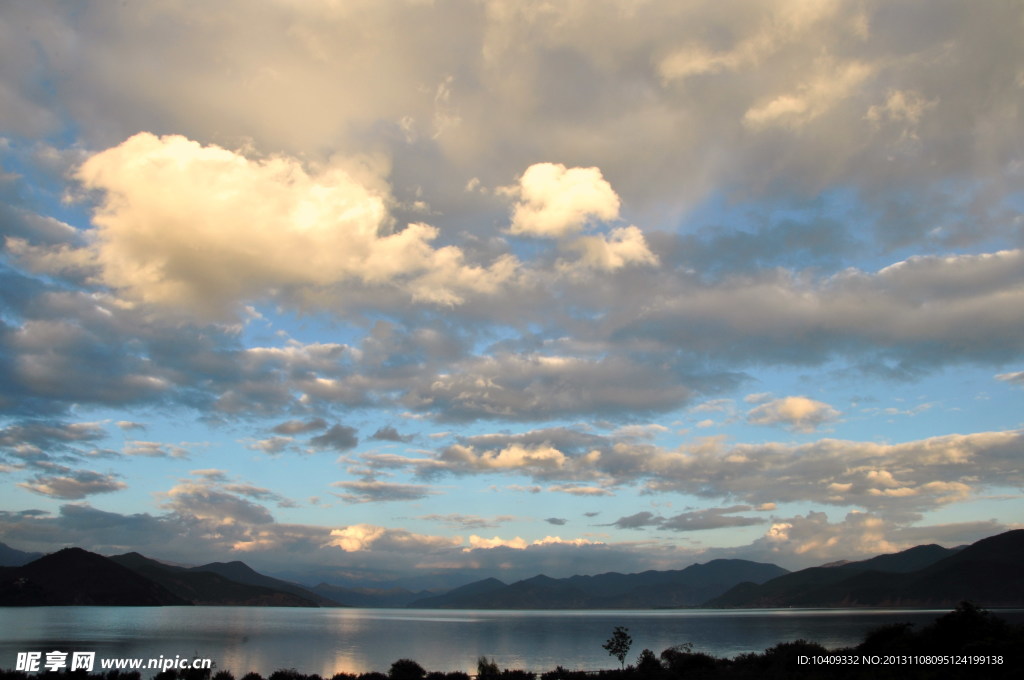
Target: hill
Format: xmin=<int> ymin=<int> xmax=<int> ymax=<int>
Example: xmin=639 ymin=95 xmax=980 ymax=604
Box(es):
xmin=109 ymin=553 xmax=322 ymax=606
xmin=0 ymin=542 xmax=44 ymax=567
xmin=706 ymin=529 xmax=1024 ymax=607
xmin=0 ymin=548 xmax=189 ymax=606
xmin=186 ymin=559 xmax=332 ymax=605
xmin=408 ymin=559 xmax=787 ymax=609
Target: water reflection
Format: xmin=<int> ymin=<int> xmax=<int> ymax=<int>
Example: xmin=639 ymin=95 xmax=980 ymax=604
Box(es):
xmin=3 ymin=607 xmax=1023 ymax=677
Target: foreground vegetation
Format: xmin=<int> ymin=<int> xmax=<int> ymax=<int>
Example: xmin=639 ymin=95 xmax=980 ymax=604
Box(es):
xmin=3 ymin=603 xmax=1020 ymax=680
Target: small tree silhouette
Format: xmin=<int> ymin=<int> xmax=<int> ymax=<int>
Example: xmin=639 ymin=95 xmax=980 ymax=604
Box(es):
xmin=476 ymin=656 xmax=500 ymax=678
xmin=602 ymin=626 xmax=632 ymax=669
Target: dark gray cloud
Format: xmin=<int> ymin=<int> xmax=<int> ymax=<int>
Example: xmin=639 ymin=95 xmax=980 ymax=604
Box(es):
xmin=370 ymin=425 xmax=413 ymax=442
xmin=544 ymin=517 xmax=568 ymax=526
xmin=0 ymin=420 xmax=105 ymax=450
xmin=18 ymin=468 xmax=126 ymax=500
xmin=332 ymin=479 xmax=436 ymax=504
xmin=605 ymin=504 xmax=775 ymax=533
xmin=223 ymin=483 xmax=297 ymax=508
xmin=608 ymin=511 xmax=662 ymax=530
xmin=658 ymin=506 xmax=766 ymax=532
xmin=309 ymin=424 xmax=359 ymax=451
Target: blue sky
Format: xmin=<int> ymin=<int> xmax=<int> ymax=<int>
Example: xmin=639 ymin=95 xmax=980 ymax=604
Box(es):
xmin=1 ymin=0 xmax=1022 ymax=587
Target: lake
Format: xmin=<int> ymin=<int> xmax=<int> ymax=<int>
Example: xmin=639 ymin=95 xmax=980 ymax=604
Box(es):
xmin=3 ymin=607 xmax=1023 ymax=676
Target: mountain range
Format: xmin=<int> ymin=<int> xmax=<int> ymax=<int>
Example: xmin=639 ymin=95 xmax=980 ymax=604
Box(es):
xmin=1 ymin=529 xmax=1022 ymax=608
xmin=408 ymin=559 xmax=788 ymax=608
xmin=707 ymin=529 xmax=1024 ymax=607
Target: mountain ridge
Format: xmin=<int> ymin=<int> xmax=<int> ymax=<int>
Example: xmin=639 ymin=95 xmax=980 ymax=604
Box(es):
xmin=706 ymin=529 xmax=1024 ymax=607
xmin=408 ymin=558 xmax=789 ymax=609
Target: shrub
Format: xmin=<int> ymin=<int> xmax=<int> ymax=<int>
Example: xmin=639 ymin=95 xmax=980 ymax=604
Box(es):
xmin=269 ymin=669 xmax=302 ymax=680
xmin=476 ymin=658 xmax=499 ymax=679
xmin=388 ymin=660 xmax=426 ymax=680
xmin=635 ymin=649 xmax=661 ymax=677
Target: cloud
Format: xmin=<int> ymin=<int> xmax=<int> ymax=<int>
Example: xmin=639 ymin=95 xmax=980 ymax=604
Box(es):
xmin=504 ymin=163 xmax=621 ymax=238
xmin=548 ymin=484 xmax=613 ymax=497
xmin=0 ymin=421 xmax=105 ymax=450
xmin=703 ymin=511 xmax=1012 ymax=568
xmin=310 ymin=424 xmax=359 ymax=451
xmin=658 ymin=506 xmax=766 ymax=532
xmin=331 ymin=479 xmax=437 ymax=504
xmin=419 ymin=514 xmax=515 ymax=530
xmin=499 ymin=162 xmax=655 ymax=271
xmin=381 ymin=425 xmax=1023 ymax=516
xmin=464 ymin=534 xmax=601 ymax=551
xmin=222 ymin=483 xmax=296 ymax=508
xmin=162 ymin=480 xmax=276 ymax=526
xmin=545 ymin=517 xmax=568 ymax=526
xmin=370 ymin=425 xmax=413 ymax=442
xmin=609 ymin=511 xmax=662 ymax=530
xmin=747 ymin=396 xmax=840 ymax=432
xmin=59 ymin=133 xmax=519 ymax=319
xmin=466 ymin=534 xmax=528 ymax=550
xmin=18 ymin=469 xmax=126 ymax=500
xmin=248 ymin=436 xmax=294 ymax=456
xmin=743 ymin=59 xmax=873 ymax=130
xmin=563 ymin=225 xmax=657 ymax=271
xmin=124 ymin=440 xmax=190 ymax=459
xmin=327 ymin=524 xmax=459 ymax=553
xmin=405 ymin=353 xmax=699 ymax=422
xmin=610 ymin=506 xmax=765 ymax=532
xmin=617 ymin=249 xmax=1024 ymax=370
xmin=272 ymin=418 xmax=328 ymax=435
xmin=996 ymin=370 xmax=1024 ymax=386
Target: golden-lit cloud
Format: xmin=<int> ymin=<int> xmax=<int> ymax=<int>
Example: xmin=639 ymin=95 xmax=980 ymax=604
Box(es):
xmin=746 ymin=396 xmax=840 ymax=432
xmin=65 ymin=133 xmax=518 ymax=318
xmin=505 ymin=162 xmax=621 ymax=238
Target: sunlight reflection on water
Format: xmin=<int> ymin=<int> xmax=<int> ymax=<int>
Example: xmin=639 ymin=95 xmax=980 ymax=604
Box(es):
xmin=3 ymin=607 xmax=1023 ymax=677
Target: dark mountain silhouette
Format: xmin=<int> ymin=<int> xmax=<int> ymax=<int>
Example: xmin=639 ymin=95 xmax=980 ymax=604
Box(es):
xmin=109 ymin=553 xmax=322 ymax=606
xmin=407 ymin=577 xmax=507 ymax=608
xmin=836 ymin=543 xmax=962 ymax=573
xmin=0 ymin=548 xmax=189 ymax=606
xmin=706 ymin=529 xmax=1024 ymax=607
xmin=408 ymin=560 xmax=787 ymax=609
xmin=0 ymin=542 xmax=44 ymax=567
xmin=185 ymin=559 xmax=332 ymax=605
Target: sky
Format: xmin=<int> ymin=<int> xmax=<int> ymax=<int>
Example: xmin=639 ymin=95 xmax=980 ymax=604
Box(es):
xmin=1 ymin=0 xmax=1022 ymax=588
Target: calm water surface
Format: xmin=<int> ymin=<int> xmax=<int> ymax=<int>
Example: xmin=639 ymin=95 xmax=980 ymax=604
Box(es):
xmin=3 ymin=607 xmax=1023 ymax=676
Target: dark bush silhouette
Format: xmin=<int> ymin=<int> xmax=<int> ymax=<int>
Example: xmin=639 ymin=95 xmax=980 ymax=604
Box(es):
xmin=388 ymin=660 xmax=425 ymax=680
xmin=635 ymin=649 xmax=661 ymax=677
xmin=476 ymin=657 xmax=500 ymax=678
